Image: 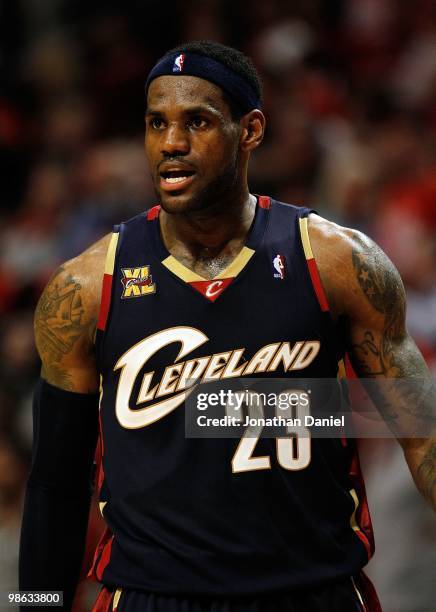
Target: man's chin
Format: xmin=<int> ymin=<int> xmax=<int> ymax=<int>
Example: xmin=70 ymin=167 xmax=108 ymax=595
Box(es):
xmin=157 ymin=190 xmax=202 ymax=215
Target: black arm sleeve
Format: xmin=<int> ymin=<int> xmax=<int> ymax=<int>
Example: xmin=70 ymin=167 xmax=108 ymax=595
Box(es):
xmin=19 ymin=379 xmax=99 ymax=611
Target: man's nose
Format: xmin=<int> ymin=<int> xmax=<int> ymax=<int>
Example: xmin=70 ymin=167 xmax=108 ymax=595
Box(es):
xmin=161 ymin=123 xmax=190 ymax=157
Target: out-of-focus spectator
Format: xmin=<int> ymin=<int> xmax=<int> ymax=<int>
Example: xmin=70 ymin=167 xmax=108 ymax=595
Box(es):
xmin=0 ymin=162 xmax=70 ymax=286
xmin=0 ymin=439 xmax=28 ymax=591
xmin=0 ymin=311 xmax=38 ymax=454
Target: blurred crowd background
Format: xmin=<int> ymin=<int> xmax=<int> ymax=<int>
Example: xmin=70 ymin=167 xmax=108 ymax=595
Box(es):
xmin=0 ymin=1 xmax=435 ymax=610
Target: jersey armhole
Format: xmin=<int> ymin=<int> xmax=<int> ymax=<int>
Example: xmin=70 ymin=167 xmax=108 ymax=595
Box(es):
xmin=97 ymin=231 xmax=120 ymax=332
xmin=298 ymin=215 xmax=330 ymax=313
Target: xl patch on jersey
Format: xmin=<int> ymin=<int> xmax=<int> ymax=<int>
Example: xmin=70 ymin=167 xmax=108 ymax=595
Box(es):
xmin=121 ymin=266 xmax=156 ymax=298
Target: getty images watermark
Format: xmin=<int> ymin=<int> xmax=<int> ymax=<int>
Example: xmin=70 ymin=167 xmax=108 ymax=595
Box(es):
xmin=195 ymin=388 xmax=343 ymax=428
xmin=185 ymin=377 xmax=436 ymax=439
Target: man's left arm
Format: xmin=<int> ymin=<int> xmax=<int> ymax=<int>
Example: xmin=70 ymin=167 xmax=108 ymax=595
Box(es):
xmin=309 ymin=215 xmax=436 ymax=511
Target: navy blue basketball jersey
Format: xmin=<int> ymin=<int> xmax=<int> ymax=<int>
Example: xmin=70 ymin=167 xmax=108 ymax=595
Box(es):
xmin=89 ymin=197 xmax=374 ymax=595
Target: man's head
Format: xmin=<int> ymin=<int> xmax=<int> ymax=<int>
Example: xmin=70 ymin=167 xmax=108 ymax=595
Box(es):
xmin=144 ymin=41 xmax=265 ymax=214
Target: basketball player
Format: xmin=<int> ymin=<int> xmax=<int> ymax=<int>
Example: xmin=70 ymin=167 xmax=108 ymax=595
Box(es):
xmin=20 ymin=41 xmax=435 ymax=611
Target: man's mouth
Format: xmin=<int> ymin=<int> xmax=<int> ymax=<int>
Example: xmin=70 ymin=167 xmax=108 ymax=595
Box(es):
xmin=159 ymin=170 xmax=196 ymax=191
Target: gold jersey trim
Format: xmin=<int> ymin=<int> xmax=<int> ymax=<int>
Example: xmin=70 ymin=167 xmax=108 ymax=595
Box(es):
xmin=161 ymin=246 xmax=255 ymax=283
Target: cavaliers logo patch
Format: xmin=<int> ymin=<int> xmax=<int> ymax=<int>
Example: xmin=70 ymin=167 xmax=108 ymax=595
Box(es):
xmin=121 ymin=266 xmax=156 ymax=298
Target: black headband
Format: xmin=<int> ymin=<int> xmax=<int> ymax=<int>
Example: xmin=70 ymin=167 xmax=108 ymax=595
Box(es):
xmin=145 ymin=52 xmax=261 ymax=115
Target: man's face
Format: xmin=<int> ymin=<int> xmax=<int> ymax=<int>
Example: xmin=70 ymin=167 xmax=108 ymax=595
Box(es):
xmin=145 ymin=75 xmax=242 ymax=214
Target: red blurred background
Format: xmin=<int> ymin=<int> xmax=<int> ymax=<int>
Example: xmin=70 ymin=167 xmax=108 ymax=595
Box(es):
xmin=0 ymin=1 xmax=435 ymax=610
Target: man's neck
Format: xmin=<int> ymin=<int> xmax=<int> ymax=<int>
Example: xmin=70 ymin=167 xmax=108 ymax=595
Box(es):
xmin=160 ymin=191 xmax=257 ymax=261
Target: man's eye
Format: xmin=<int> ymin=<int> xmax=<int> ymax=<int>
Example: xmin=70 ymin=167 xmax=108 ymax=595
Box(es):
xmin=189 ymin=117 xmax=207 ymax=129
xmin=150 ymin=118 xmax=163 ymax=129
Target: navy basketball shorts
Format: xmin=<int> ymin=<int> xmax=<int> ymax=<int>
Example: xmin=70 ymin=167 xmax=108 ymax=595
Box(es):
xmin=92 ymin=573 xmax=380 ymax=612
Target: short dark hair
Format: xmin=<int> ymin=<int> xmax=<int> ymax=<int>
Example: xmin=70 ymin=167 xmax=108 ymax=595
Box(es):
xmin=162 ymin=40 xmax=262 ymax=120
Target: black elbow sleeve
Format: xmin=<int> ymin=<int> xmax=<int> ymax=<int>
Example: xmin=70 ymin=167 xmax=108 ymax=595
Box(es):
xmin=27 ymin=378 xmax=99 ymax=493
xmin=19 ymin=379 xmax=99 ymax=607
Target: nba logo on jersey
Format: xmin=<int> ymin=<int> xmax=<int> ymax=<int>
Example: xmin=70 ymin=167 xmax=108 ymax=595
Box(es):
xmin=173 ymin=54 xmax=185 ymax=73
xmin=273 ymin=254 xmax=286 ymax=279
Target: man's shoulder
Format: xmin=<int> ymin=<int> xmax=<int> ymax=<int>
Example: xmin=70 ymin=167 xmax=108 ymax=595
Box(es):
xmin=306 ymin=213 xmax=402 ymax=320
xmin=307 ymin=212 xmax=388 ymax=275
xmin=307 ymin=213 xmax=364 ymax=253
xmin=58 ymin=233 xmax=113 ymax=305
xmin=52 ymin=206 xmax=156 ymax=301
xmin=54 ymin=231 xmax=115 ymax=319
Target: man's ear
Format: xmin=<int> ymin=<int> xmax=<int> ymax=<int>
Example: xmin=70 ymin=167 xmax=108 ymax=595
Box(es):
xmin=239 ymin=110 xmax=266 ymax=152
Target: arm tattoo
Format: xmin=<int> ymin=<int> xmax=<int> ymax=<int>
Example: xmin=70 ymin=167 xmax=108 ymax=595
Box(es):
xmin=35 ymin=267 xmax=89 ymax=389
xmin=351 ymin=243 xmax=406 ymax=377
xmin=417 ymin=443 xmax=436 ymax=509
xmin=348 ymin=240 xmax=436 ymax=510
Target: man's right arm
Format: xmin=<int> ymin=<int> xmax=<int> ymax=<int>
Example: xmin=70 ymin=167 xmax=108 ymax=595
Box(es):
xmin=19 ymin=236 xmax=110 ymax=610
xmin=34 ymin=236 xmax=111 ymax=393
